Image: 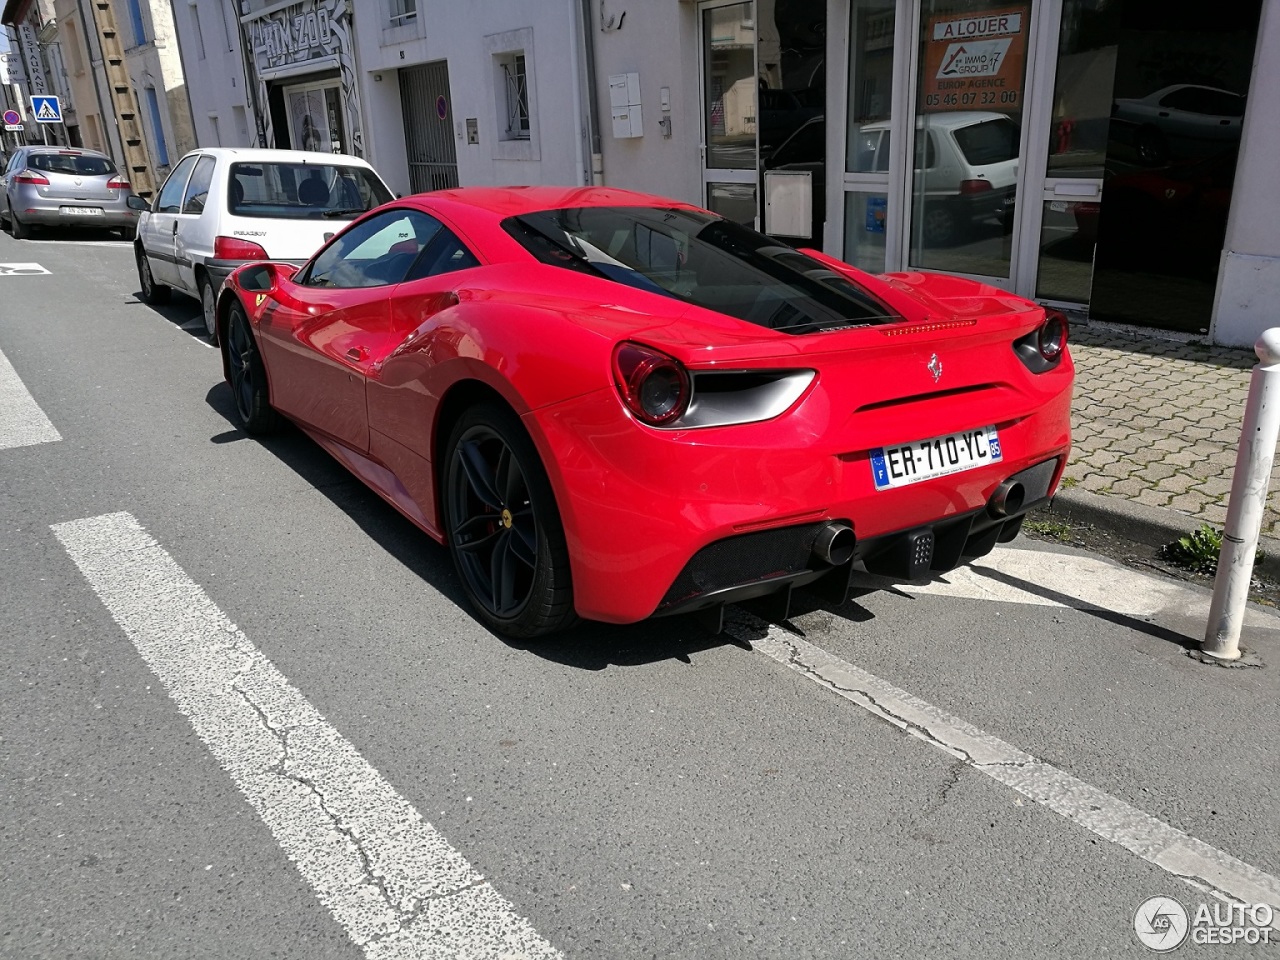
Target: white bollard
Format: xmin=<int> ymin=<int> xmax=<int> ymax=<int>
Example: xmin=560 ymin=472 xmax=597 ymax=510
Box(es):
xmin=1203 ymin=328 xmax=1280 ymax=660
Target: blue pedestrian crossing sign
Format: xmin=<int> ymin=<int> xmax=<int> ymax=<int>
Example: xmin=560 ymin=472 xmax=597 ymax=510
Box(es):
xmin=31 ymin=95 xmax=61 ymax=123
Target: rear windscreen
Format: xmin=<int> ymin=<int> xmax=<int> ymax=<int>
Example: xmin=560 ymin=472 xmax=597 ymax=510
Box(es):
xmin=227 ymin=162 xmax=394 ymax=220
xmin=504 ymin=206 xmax=900 ymax=334
xmin=952 ymin=119 xmax=1019 ymax=166
xmin=28 ymin=153 xmax=116 ymax=176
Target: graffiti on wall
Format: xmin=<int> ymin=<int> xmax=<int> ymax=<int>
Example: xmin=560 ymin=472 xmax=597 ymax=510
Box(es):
xmin=246 ymin=0 xmax=364 ymax=156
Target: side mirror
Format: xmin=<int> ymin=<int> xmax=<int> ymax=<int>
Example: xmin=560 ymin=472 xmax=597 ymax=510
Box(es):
xmin=126 ymin=195 xmax=150 ymax=212
xmin=238 ymin=261 xmax=299 ymax=294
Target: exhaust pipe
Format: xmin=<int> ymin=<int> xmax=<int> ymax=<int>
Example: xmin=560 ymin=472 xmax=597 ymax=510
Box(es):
xmin=813 ymin=522 xmax=856 ymax=566
xmin=989 ymin=480 xmax=1026 ymax=518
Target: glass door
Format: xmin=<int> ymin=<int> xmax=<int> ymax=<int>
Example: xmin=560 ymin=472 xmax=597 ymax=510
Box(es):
xmin=699 ymin=0 xmax=758 ymax=227
xmin=905 ymin=0 xmax=1037 ymax=287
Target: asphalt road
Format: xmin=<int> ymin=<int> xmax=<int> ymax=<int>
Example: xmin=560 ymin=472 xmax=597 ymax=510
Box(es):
xmin=1 ymin=228 xmax=1278 ymax=959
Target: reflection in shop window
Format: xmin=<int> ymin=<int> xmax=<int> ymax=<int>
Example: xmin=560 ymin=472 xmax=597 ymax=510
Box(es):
xmin=703 ymin=3 xmax=757 ymax=170
xmin=843 ymin=193 xmax=889 ymax=274
xmin=846 ymin=0 xmax=896 ymax=174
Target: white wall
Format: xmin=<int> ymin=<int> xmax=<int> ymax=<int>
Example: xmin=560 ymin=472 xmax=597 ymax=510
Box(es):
xmin=169 ymin=0 xmax=255 ymax=152
xmin=118 ymin=0 xmax=195 ymax=175
xmin=589 ymin=2 xmax=703 ymax=205
xmin=351 ymin=0 xmax=587 ymax=197
xmin=1212 ymin=0 xmax=1280 ymax=347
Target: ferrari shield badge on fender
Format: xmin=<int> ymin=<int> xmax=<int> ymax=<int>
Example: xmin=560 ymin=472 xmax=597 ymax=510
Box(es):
xmin=255 ymin=293 xmax=267 ymax=307
xmin=928 ymin=353 xmax=943 ymax=383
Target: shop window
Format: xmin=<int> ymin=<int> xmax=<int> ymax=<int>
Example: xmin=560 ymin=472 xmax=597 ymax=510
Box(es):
xmin=496 ymin=51 xmax=530 ymax=141
xmin=187 ymin=2 xmax=206 ymax=60
xmin=389 ymin=0 xmax=417 ymax=26
xmin=125 ymin=0 xmax=147 ymax=46
xmin=484 ymin=28 xmax=539 ymax=161
xmin=144 ymin=87 xmax=169 ymax=168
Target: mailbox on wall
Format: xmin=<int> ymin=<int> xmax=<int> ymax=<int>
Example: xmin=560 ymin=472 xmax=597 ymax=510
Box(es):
xmin=609 ymin=72 xmax=643 ymax=138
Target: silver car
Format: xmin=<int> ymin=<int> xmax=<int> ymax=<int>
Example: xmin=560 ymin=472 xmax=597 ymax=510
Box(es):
xmin=0 ymin=146 xmax=138 ymax=239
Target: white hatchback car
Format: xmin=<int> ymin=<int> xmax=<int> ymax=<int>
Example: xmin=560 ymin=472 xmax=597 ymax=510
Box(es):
xmin=130 ymin=148 xmax=394 ymax=339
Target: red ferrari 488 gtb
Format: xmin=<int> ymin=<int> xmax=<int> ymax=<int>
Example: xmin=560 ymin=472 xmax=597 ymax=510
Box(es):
xmin=216 ymin=186 xmax=1072 ymax=638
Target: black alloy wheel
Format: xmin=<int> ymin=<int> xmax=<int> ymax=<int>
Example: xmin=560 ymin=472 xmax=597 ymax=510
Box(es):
xmin=225 ymin=302 xmax=279 ymax=435
xmin=444 ymin=405 xmax=575 ymax=638
xmin=136 ymin=245 xmax=171 ymax=304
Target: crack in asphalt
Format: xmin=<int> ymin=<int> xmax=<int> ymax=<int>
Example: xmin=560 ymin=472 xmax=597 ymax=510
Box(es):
xmin=228 ymin=665 xmax=415 ymax=935
xmin=769 ymin=632 xmax=980 ymax=764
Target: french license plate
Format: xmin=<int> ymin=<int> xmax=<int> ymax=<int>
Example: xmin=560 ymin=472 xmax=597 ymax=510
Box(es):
xmin=871 ymin=425 xmax=1002 ymax=490
xmin=60 ymin=206 xmax=103 ymax=217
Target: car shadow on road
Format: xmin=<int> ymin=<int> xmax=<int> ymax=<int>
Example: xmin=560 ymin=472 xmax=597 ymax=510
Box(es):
xmin=0 ymin=223 xmax=133 ymax=243
xmin=203 ymin=381 xmax=752 ymax=669
xmin=129 ymin=289 xmax=213 ymax=346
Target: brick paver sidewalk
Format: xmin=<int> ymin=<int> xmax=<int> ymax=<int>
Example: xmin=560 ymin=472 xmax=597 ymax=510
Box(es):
xmin=1066 ymin=325 xmax=1280 ymax=538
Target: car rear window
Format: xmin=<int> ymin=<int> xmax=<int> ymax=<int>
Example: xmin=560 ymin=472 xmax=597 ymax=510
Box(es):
xmin=227 ymin=162 xmax=394 ymax=220
xmin=951 ymin=119 xmax=1019 ymax=166
xmin=504 ymin=206 xmax=900 ymax=334
xmin=28 ymin=153 xmax=116 ymax=176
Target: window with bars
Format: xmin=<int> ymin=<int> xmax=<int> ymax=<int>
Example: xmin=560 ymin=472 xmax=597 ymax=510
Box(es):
xmin=497 ymin=52 xmax=529 ymax=140
xmin=389 ymin=0 xmax=417 ymax=26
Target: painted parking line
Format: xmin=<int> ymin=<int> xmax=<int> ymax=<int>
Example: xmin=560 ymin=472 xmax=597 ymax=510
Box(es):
xmin=0 ymin=262 xmax=51 ymax=275
xmin=730 ymin=605 xmax=1280 ymax=920
xmin=52 ymin=511 xmax=562 ymax=960
xmin=0 ymin=347 xmax=62 ymax=450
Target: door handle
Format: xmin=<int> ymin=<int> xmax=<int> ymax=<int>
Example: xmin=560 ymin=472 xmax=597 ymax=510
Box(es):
xmin=346 ymin=347 xmax=366 ymax=361
xmin=172 ymin=223 xmax=179 ymax=234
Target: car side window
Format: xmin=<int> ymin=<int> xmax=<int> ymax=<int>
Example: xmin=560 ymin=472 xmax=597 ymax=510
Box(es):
xmin=403 ymin=228 xmax=481 ymax=282
xmin=181 ymin=156 xmax=216 ymax=215
xmin=303 ymin=209 xmax=444 ymax=289
xmin=156 ymin=154 xmax=200 ymax=214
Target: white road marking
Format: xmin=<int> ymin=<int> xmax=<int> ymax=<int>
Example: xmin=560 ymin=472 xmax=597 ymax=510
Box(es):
xmin=733 ymin=615 xmax=1280 ymax=921
xmin=0 ymin=262 xmax=51 ymax=275
xmin=0 ymin=347 xmax=61 ymax=450
xmin=52 ymin=512 xmax=562 ymax=959
xmin=870 ymin=545 xmax=1280 ymax=631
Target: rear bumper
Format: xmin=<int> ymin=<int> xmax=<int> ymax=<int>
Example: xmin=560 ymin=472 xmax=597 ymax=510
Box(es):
xmin=654 ymin=457 xmax=1057 ymax=619
xmin=527 ymin=367 xmax=1073 ymax=625
xmin=12 ymin=193 xmax=135 ymax=229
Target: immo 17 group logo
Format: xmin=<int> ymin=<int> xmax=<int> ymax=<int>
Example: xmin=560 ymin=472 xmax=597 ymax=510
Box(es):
xmin=1134 ymin=896 xmax=1275 ymax=951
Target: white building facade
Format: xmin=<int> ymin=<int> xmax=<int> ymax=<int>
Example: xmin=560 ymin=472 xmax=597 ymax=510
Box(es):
xmin=114 ymin=0 xmax=194 ymax=177
xmin=168 ymin=0 xmax=256 ymax=149
xmin=348 ymin=0 xmax=591 ymax=197
xmin=583 ymin=0 xmax=1280 ymax=347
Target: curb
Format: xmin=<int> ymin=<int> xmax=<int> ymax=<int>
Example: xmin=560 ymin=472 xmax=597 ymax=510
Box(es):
xmin=1034 ymin=488 xmax=1280 ymax=582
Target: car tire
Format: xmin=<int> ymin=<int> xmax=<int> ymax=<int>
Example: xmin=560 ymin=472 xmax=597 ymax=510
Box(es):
xmin=136 ymin=245 xmax=171 ymax=305
xmin=118 ymin=225 xmax=136 ymax=241
xmin=225 ymin=300 xmax=280 ymax=435
xmin=199 ymin=274 xmax=218 ymax=343
xmin=443 ymin=404 xmax=576 ymax=638
xmin=10 ymin=205 xmax=30 ymax=240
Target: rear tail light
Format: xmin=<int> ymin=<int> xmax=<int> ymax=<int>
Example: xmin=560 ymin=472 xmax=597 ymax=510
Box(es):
xmin=959 ymin=179 xmax=993 ymax=195
xmin=13 ymin=171 xmax=49 ymax=185
xmin=1038 ymin=309 xmax=1068 ymax=360
xmin=213 ymin=236 xmax=269 ymax=261
xmin=107 ymin=177 xmax=130 ymax=190
xmin=612 ymin=342 xmax=690 ymax=426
